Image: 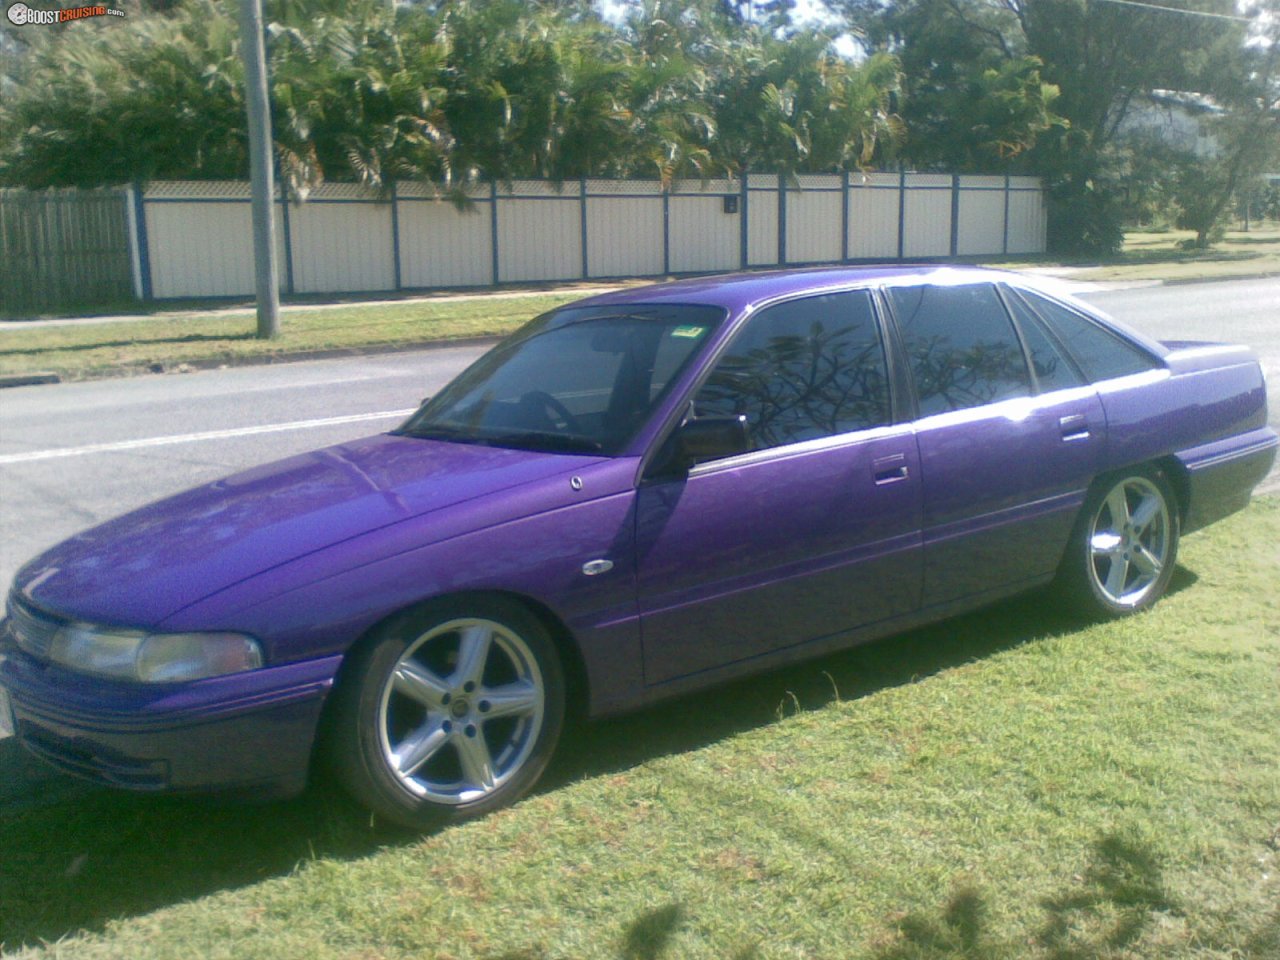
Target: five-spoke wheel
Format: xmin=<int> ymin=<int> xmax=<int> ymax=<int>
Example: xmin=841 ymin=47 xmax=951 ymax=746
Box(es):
xmin=330 ymin=598 xmax=565 ymax=828
xmin=1059 ymin=467 xmax=1180 ymax=618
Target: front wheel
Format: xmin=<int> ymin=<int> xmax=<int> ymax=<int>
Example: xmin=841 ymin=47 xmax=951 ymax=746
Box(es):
xmin=1058 ymin=467 xmax=1180 ymax=619
xmin=329 ymin=597 xmax=565 ymax=829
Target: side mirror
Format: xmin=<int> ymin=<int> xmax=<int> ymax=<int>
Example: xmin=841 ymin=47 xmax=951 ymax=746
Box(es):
xmin=677 ymin=415 xmax=751 ymax=465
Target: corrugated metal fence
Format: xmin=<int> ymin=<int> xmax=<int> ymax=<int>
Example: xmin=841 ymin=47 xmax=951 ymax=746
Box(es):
xmin=2 ymin=173 xmax=1047 ymax=309
xmin=0 ymin=189 xmax=134 ymax=314
xmin=139 ymin=173 xmax=1046 ymax=299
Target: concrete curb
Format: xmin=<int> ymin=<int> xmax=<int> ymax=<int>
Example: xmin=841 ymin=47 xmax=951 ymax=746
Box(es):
xmin=144 ymin=335 xmax=504 ymax=374
xmin=0 ymin=372 xmax=60 ymax=389
xmin=0 ymin=338 xmax=502 ymax=388
xmin=1161 ymin=270 xmax=1280 ymax=286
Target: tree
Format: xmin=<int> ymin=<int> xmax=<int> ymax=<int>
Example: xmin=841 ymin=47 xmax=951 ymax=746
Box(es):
xmin=0 ymin=1 xmax=248 ymax=188
xmin=1176 ymin=17 xmax=1280 ymax=246
xmin=0 ymin=0 xmax=905 ymax=192
xmin=842 ymin=0 xmax=1252 ymax=254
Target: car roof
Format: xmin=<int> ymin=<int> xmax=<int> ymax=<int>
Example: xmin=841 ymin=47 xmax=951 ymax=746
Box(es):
xmin=572 ymin=264 xmax=1027 ymax=314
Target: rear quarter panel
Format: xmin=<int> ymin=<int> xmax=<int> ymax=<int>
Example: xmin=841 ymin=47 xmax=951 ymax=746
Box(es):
xmin=1097 ymin=344 xmax=1275 ymax=532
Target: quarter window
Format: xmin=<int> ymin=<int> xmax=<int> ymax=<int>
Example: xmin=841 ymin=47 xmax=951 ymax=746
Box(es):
xmin=889 ymin=283 xmax=1031 ymax=417
xmin=1002 ymin=288 xmax=1086 ymax=393
xmin=1017 ymin=290 xmax=1159 ymax=382
xmin=692 ymin=291 xmax=891 ymax=452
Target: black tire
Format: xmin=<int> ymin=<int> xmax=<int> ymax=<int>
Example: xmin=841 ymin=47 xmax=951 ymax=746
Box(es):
xmin=1057 ymin=465 xmax=1180 ymax=619
xmin=328 ymin=596 xmax=565 ymax=829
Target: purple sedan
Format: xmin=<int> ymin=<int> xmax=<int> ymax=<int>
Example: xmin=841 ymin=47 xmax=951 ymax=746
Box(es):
xmin=2 ymin=266 xmax=1275 ymax=827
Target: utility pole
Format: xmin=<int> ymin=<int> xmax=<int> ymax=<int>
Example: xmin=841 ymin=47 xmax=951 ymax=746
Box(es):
xmin=239 ymin=0 xmax=280 ymax=339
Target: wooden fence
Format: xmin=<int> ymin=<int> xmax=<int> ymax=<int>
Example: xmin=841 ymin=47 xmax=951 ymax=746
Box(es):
xmin=0 ymin=189 xmax=134 ymax=315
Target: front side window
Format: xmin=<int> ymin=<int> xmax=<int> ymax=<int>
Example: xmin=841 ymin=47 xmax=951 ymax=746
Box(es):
xmin=691 ymin=290 xmax=891 ymax=453
xmin=1016 ymin=290 xmax=1159 ymax=383
xmin=400 ymin=304 xmax=723 ymax=454
xmin=889 ymin=283 xmax=1031 ymax=417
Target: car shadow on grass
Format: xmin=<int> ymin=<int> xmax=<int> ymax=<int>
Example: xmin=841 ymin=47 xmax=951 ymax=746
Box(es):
xmin=547 ymin=568 xmax=1197 ymax=787
xmin=0 ymin=573 xmax=1198 ymax=952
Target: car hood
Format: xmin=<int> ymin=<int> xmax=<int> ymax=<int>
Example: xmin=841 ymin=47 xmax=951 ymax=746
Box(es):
xmin=13 ymin=433 xmax=605 ymax=627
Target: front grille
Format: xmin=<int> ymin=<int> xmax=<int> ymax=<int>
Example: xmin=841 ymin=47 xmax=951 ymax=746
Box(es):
xmin=4 ymin=592 xmax=65 ymax=660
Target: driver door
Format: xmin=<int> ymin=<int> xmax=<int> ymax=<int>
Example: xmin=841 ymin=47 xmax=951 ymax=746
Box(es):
xmin=634 ymin=290 xmax=923 ymax=685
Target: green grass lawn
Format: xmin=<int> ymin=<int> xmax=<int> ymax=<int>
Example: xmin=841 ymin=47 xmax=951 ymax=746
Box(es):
xmin=999 ymin=223 xmax=1280 ymax=284
xmin=1075 ymin=224 xmax=1280 ymax=283
xmin=0 ymin=293 xmax=587 ymax=381
xmin=3 ymin=497 xmax=1277 ymax=959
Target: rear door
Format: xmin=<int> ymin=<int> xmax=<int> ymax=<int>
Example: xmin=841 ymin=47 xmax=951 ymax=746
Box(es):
xmin=634 ymin=290 xmax=923 ymax=685
xmin=885 ymin=282 xmax=1104 ymax=606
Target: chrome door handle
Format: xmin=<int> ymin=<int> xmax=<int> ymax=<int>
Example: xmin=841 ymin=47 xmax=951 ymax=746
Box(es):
xmin=1059 ymin=414 xmax=1090 ymax=441
xmin=872 ymin=453 xmax=910 ymax=485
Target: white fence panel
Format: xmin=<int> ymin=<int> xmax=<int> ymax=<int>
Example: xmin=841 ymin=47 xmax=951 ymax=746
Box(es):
xmin=902 ymin=174 xmax=952 ymax=259
xmin=398 ymin=197 xmax=493 ymax=288
xmin=289 ymin=188 xmax=394 ymax=293
xmin=957 ymin=177 xmax=1006 ymax=256
xmin=668 ymin=196 xmax=739 ymax=273
xmin=786 ymin=175 xmax=842 ymax=264
xmin=746 ymin=175 xmax=779 ymax=266
xmin=586 ymin=191 xmax=663 ymax=278
xmin=669 ymin=179 xmax=740 ymax=274
xmin=497 ymin=182 xmax=581 ymax=282
xmin=147 ymin=202 xmax=252 ymax=298
xmin=1006 ymin=179 xmax=1047 ymax=254
xmin=848 ymin=174 xmax=901 ymax=259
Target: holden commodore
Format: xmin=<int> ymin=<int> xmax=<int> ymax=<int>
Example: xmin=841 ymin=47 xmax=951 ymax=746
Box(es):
xmin=1 ymin=266 xmax=1275 ymax=828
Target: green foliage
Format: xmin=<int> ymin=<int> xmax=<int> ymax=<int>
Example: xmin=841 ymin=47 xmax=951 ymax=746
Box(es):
xmin=903 ymin=52 xmax=1064 ymax=171
xmin=0 ymin=1 xmax=246 ymax=188
xmin=849 ymin=0 xmax=1062 ymax=173
xmin=844 ymin=0 xmax=1256 ymax=256
xmin=0 ymin=0 xmax=904 ymax=192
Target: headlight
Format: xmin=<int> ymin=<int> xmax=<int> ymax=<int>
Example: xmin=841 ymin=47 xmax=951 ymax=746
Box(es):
xmin=46 ymin=623 xmax=263 ymax=683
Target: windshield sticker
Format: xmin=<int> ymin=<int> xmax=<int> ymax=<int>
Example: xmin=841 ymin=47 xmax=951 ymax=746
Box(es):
xmin=671 ymin=325 xmax=707 ymax=339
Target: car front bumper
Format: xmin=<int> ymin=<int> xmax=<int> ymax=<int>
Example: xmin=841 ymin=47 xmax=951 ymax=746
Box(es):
xmin=0 ymin=644 xmax=340 ymax=798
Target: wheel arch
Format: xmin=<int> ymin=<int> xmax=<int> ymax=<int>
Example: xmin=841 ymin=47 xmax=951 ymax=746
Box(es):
xmin=1086 ymin=455 xmax=1188 ymax=526
xmin=1056 ymin=456 xmax=1185 ymax=581
xmin=321 ymin=588 xmax=591 ymax=729
xmin=1152 ymin=454 xmax=1191 ymax=527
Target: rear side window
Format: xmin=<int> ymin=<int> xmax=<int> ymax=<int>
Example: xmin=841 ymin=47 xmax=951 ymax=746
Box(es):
xmin=693 ymin=290 xmax=890 ymax=451
xmin=1017 ymin=290 xmax=1159 ymax=382
xmin=889 ymin=283 xmax=1031 ymax=417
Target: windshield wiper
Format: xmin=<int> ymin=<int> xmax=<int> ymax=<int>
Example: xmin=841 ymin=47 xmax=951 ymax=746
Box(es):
xmin=485 ymin=431 xmax=604 ymax=454
xmin=396 ymin=422 xmax=482 ymax=443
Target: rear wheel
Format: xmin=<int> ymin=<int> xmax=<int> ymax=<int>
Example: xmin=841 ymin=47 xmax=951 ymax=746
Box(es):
xmin=330 ymin=597 xmax=565 ymax=829
xmin=1059 ymin=467 xmax=1179 ymax=618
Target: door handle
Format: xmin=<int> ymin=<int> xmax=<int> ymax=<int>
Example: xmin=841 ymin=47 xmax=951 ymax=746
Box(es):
xmin=1059 ymin=414 xmax=1090 ymax=442
xmin=872 ymin=453 xmax=910 ymax=485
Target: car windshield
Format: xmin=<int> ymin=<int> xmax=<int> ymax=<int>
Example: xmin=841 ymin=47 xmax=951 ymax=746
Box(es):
xmin=398 ymin=304 xmax=724 ymax=455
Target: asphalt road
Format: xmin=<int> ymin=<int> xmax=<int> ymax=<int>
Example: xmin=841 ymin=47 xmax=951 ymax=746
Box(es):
xmin=0 ymin=275 xmax=1276 ymax=801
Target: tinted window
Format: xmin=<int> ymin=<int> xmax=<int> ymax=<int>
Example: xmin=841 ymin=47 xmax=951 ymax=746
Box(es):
xmin=889 ymin=283 xmax=1031 ymax=417
xmin=1018 ymin=290 xmax=1159 ymax=382
xmin=1003 ymin=288 xmax=1086 ymax=393
xmin=692 ymin=291 xmax=890 ymax=452
xmin=402 ymin=304 xmax=722 ymax=454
